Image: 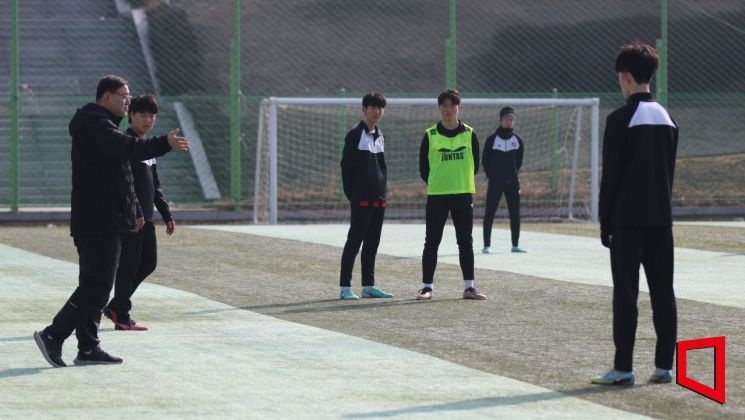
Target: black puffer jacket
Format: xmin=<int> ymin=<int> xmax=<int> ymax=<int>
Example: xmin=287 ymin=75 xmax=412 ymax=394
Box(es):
xmin=69 ymin=103 xmax=172 ymax=236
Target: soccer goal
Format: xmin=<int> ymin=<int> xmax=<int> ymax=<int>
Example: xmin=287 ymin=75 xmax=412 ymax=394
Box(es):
xmin=254 ymin=97 xmax=600 ymax=224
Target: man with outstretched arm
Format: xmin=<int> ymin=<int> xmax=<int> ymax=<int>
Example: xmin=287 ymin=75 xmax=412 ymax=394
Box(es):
xmin=33 ymin=75 xmax=189 ymax=367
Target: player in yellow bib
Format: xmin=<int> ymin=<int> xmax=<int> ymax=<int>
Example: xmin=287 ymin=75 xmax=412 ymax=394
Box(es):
xmin=416 ymin=89 xmax=486 ymax=301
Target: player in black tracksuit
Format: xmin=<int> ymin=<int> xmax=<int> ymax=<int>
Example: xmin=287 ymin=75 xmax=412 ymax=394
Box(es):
xmin=33 ymin=76 xmax=189 ymax=367
xmin=482 ymin=106 xmax=526 ymax=254
xmin=104 ymin=94 xmax=175 ymax=331
xmin=593 ymin=43 xmax=679 ymax=386
xmin=338 ymin=93 xmax=393 ymax=300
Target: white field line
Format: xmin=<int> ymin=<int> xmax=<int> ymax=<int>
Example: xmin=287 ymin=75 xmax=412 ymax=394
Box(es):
xmin=676 ymin=221 xmax=745 ymax=228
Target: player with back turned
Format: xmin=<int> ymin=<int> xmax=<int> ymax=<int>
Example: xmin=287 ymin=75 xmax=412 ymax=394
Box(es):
xmin=592 ymin=43 xmax=679 ymax=386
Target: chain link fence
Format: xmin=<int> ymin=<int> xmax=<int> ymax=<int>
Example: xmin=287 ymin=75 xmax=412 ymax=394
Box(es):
xmin=1 ymin=0 xmax=744 ymax=214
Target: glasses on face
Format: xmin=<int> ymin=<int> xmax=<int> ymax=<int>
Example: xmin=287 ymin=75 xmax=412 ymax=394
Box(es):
xmin=112 ymin=92 xmax=131 ymax=101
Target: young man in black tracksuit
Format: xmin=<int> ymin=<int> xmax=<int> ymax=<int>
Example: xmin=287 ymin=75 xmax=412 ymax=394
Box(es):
xmin=592 ymin=43 xmax=678 ymax=386
xmin=482 ymin=106 xmax=526 ymax=254
xmin=417 ymin=89 xmax=486 ymax=301
xmin=33 ymin=76 xmax=189 ymax=367
xmin=338 ymin=92 xmax=394 ymax=300
xmin=104 ymin=94 xmax=175 ymax=330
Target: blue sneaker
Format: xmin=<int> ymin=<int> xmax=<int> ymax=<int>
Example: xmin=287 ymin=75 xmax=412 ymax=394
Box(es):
xmin=648 ymin=368 xmax=673 ymax=384
xmin=591 ymin=369 xmax=635 ymax=385
xmin=481 ymin=247 xmax=492 ymax=254
xmin=511 ymin=246 xmax=527 ymax=253
xmin=361 ymin=286 xmax=393 ymax=298
xmin=339 ymin=289 xmax=359 ymax=300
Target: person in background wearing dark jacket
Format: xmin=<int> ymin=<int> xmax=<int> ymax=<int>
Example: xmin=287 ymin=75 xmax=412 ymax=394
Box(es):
xmin=481 ymin=106 xmax=526 ymax=254
xmin=592 ymin=43 xmax=678 ymax=386
xmin=34 ymin=75 xmax=189 ymax=367
xmin=417 ymin=89 xmax=486 ymax=301
xmin=103 ymin=94 xmax=175 ymax=330
xmin=338 ymin=92 xmax=394 ymax=300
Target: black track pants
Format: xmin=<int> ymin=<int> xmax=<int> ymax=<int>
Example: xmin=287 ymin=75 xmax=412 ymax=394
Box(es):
xmin=340 ymin=202 xmax=385 ymax=287
xmin=610 ymin=227 xmax=677 ymax=371
xmin=47 ymin=234 xmax=123 ymax=351
xmin=108 ymin=221 xmax=157 ymax=321
xmin=483 ymin=181 xmax=520 ymax=247
xmin=422 ymin=194 xmax=474 ymax=283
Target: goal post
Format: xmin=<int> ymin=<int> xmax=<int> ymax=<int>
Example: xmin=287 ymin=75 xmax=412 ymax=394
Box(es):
xmin=255 ymin=97 xmax=600 ymax=224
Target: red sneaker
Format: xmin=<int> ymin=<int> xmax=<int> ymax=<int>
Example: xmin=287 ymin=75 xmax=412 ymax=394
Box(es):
xmin=102 ymin=306 xmax=118 ymax=323
xmin=114 ymin=320 xmax=149 ymax=331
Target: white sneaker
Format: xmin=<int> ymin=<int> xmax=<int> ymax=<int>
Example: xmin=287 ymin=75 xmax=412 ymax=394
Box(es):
xmin=591 ymin=369 xmax=635 ymax=385
xmin=648 ymin=368 xmax=673 ymax=383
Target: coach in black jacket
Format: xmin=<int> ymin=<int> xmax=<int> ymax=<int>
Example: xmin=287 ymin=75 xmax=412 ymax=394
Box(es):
xmin=34 ymin=75 xmax=189 ymax=367
xmin=593 ymin=44 xmax=679 ymax=386
xmin=338 ymin=93 xmax=393 ymax=300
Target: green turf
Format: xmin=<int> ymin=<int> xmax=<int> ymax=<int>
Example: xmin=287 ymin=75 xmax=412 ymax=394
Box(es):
xmin=0 ymin=224 xmax=742 ymax=418
xmin=6 ymin=243 xmax=648 ymax=418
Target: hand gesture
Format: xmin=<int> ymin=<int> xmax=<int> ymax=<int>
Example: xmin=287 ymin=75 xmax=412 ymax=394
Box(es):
xmin=136 ymin=217 xmax=145 ymax=231
xmin=167 ymin=128 xmax=190 ymax=152
xmin=166 ymin=220 xmax=176 ymax=236
xmin=601 ymin=232 xmax=612 ymax=248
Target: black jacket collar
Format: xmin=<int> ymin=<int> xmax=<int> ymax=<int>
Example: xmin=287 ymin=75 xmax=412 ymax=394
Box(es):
xmin=358 ymin=120 xmax=380 ymax=135
xmin=126 ymin=127 xmax=142 ymax=138
xmin=626 ymin=92 xmax=654 ymax=105
xmin=436 ymin=120 xmax=466 ymax=137
xmin=496 ymin=127 xmax=514 ymax=139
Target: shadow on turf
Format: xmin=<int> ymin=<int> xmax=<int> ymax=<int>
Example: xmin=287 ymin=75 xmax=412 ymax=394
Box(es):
xmin=0 ymin=367 xmax=49 ymax=378
xmin=244 ymin=298 xmax=465 ymax=315
xmin=240 ymin=299 xmax=342 ymax=311
xmin=343 ymin=384 xmax=650 ymax=418
xmin=182 ymin=298 xmax=466 ymax=316
xmin=181 ymin=299 xmax=343 ymax=315
xmin=0 ymin=335 xmax=36 ymax=342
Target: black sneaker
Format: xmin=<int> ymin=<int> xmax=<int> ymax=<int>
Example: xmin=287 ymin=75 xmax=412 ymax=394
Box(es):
xmin=73 ymin=346 xmax=123 ymax=366
xmin=34 ymin=330 xmax=66 ymax=368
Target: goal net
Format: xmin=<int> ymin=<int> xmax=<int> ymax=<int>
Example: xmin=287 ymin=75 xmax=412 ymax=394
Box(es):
xmin=254 ymin=97 xmax=600 ymax=224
